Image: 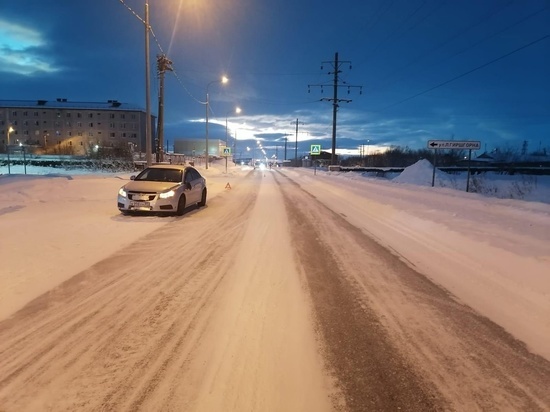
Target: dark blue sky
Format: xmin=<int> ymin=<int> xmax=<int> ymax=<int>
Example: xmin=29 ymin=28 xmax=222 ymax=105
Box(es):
xmin=1 ymin=0 xmax=548 ymax=158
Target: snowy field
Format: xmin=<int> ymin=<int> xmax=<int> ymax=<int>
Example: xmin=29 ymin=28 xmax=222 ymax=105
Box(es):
xmin=1 ymin=159 xmax=549 ymax=360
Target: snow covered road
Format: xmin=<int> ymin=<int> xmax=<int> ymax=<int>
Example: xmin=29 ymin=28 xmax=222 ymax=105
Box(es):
xmin=1 ymin=164 xmax=549 ymax=410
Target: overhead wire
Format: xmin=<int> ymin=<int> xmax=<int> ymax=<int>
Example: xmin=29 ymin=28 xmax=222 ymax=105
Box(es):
xmin=377 ymin=34 xmax=550 ymax=112
xmin=369 ymin=0 xmax=517 ymax=92
xmin=118 ymin=0 xmax=206 ymax=106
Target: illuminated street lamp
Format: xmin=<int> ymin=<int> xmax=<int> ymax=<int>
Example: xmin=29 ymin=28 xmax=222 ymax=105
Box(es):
xmin=205 ymin=76 xmax=228 ymax=169
xmin=6 ymin=126 xmax=14 ymax=174
xmin=7 ymin=126 xmax=14 ymax=146
xmin=225 ymin=106 xmax=241 ymax=145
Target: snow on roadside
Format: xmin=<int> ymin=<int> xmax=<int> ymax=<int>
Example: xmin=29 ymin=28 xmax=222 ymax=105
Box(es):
xmin=0 ymin=161 xmax=250 ymax=320
xmin=283 ymin=163 xmax=550 ymax=359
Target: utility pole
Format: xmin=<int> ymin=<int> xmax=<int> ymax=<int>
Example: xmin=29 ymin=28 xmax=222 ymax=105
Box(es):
xmin=309 ymin=52 xmax=362 ymax=165
xmin=291 ymin=119 xmax=304 ymax=166
xmin=144 ymin=1 xmax=152 ymax=166
xmin=156 ymin=54 xmax=173 ymax=163
xmin=282 ymin=133 xmax=292 ymax=160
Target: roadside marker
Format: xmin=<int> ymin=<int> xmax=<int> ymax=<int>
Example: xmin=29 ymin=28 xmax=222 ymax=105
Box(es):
xmin=225 ymin=182 xmax=231 ymax=189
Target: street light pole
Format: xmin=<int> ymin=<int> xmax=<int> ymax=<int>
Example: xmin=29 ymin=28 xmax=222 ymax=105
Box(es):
xmin=6 ymin=126 xmax=14 ymax=175
xmin=205 ymin=87 xmax=210 ymax=170
xmin=205 ymin=76 xmax=228 ymax=170
xmin=225 ymin=106 xmax=241 ymax=148
xmin=144 ymin=0 xmax=152 ymax=166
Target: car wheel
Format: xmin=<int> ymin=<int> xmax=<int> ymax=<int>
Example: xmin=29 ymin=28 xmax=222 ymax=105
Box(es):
xmin=198 ymin=188 xmax=207 ymax=207
xmin=176 ymin=195 xmax=186 ymax=216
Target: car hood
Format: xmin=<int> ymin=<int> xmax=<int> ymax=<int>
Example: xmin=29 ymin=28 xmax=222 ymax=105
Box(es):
xmin=123 ymin=180 xmax=179 ymax=193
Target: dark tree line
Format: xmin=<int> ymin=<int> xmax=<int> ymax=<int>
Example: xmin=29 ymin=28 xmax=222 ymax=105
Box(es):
xmin=341 ymin=146 xmax=467 ymax=168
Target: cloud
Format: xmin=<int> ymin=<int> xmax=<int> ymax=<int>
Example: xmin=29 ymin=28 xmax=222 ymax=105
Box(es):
xmin=0 ymin=19 xmax=59 ymax=76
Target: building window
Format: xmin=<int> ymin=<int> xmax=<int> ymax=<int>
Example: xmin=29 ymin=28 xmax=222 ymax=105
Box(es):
xmin=131 ymin=114 xmax=136 ymax=119
xmin=121 ymin=132 xmax=127 ymax=138
xmin=66 ymin=113 xmax=71 ymax=118
xmin=66 ymin=121 xmax=72 ymax=127
xmin=109 ymin=114 xmax=115 ymax=119
xmin=89 ymin=122 xmax=94 ymax=127
xmin=77 ymin=122 xmax=82 ymax=127
xmin=34 ymin=121 xmax=39 ymax=126
xmin=78 ymin=132 xmax=83 ymax=136
xmin=110 ymin=132 xmax=116 ymax=138
xmin=34 ymin=112 xmax=39 ymax=116
xmin=23 ymin=111 xmax=28 ymax=116
xmin=77 ymin=113 xmax=82 ymax=118
xmin=67 ymin=131 xmax=72 ymax=136
xmin=88 ymin=132 xmax=93 ymax=137
xmin=88 ymin=113 xmax=93 ymax=118
xmin=120 ymin=114 xmax=125 ymax=119
xmin=109 ymin=122 xmax=115 ymax=128
xmin=11 ymin=111 xmax=17 ymax=117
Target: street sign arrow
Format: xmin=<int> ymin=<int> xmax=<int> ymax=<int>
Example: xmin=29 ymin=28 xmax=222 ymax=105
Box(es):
xmin=427 ymin=140 xmax=481 ymax=150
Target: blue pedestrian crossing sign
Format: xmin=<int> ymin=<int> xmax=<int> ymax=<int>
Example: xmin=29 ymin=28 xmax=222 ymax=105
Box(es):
xmin=222 ymin=147 xmax=232 ymax=157
xmin=310 ymin=144 xmax=321 ymax=155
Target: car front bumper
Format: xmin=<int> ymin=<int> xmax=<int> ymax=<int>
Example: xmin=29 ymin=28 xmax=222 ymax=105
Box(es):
xmin=117 ymin=195 xmax=178 ymax=213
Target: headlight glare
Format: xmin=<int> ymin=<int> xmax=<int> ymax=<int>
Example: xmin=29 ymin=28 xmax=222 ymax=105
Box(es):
xmin=159 ymin=190 xmax=175 ymax=199
xmin=118 ymin=187 xmax=127 ymax=198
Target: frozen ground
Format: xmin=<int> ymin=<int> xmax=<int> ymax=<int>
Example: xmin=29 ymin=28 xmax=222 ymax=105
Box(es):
xmin=1 ymin=159 xmax=549 ymax=358
xmin=0 ymin=159 xmax=549 ymax=410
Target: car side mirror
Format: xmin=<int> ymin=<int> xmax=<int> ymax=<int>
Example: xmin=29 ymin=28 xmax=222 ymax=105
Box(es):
xmin=130 ymin=175 xmax=136 ymax=180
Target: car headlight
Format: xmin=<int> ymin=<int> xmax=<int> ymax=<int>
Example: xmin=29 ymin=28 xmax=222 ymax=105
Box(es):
xmin=118 ymin=187 xmax=127 ymax=198
xmin=159 ymin=190 xmax=175 ymax=199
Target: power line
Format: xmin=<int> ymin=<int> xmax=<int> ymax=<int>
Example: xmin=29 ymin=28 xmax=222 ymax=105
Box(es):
xmin=309 ymin=52 xmax=363 ymax=164
xmin=370 ymin=0 xmax=516 ymax=92
xmin=378 ymin=34 xmax=550 ymax=112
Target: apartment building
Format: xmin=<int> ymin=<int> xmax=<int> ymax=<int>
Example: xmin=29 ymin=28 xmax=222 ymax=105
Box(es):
xmin=0 ymin=99 xmax=156 ymax=155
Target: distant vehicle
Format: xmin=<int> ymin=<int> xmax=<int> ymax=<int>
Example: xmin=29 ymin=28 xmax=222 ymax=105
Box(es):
xmin=253 ymin=161 xmax=265 ymax=170
xmin=117 ymin=164 xmax=207 ymax=216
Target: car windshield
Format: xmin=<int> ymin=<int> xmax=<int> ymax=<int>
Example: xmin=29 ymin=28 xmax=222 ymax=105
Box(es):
xmin=135 ymin=168 xmax=182 ymax=183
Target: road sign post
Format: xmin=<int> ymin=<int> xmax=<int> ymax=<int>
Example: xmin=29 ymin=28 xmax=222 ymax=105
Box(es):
xmin=221 ymin=146 xmax=232 ymax=173
xmin=427 ymin=140 xmax=481 ymax=190
xmin=310 ymin=144 xmax=321 ymax=175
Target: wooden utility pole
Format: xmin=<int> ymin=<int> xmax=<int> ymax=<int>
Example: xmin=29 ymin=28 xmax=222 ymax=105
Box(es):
xmin=292 ymin=119 xmax=304 ymax=166
xmin=156 ymin=54 xmax=173 ymax=162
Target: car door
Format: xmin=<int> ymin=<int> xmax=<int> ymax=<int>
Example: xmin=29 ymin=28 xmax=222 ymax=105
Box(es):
xmin=183 ymin=168 xmax=201 ymax=204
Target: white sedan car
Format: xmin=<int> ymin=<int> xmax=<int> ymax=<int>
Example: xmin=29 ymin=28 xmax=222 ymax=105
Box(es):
xmin=117 ymin=164 xmax=207 ymax=215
